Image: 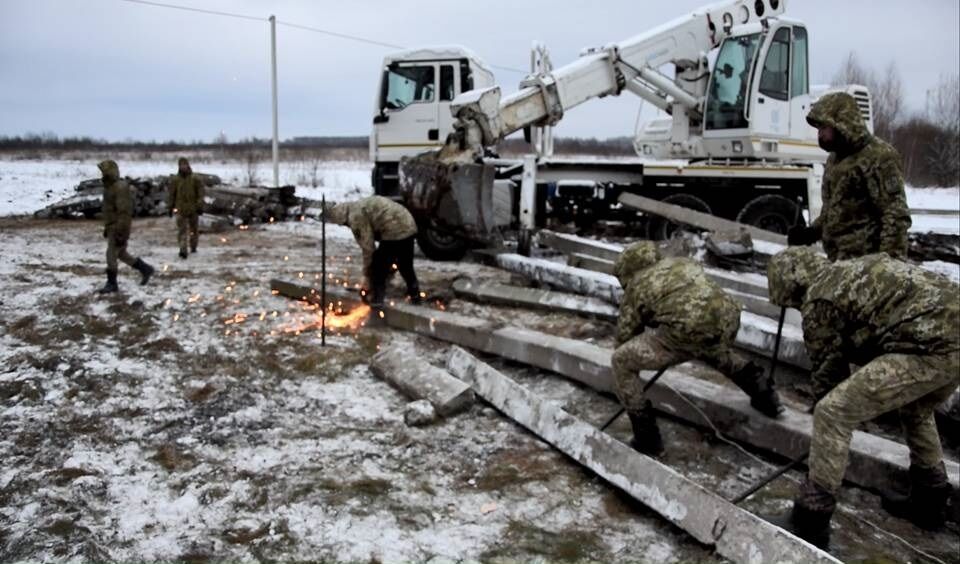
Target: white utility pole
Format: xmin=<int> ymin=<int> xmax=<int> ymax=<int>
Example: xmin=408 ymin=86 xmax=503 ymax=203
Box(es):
xmin=269 ymin=15 xmax=280 ymax=188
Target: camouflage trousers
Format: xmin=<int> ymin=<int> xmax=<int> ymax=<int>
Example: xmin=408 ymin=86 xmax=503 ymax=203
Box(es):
xmin=611 ymin=327 xmax=749 ymax=411
xmin=106 ymin=236 xmax=136 ymax=271
xmin=810 ymin=350 xmax=960 ymax=493
xmin=177 ymin=213 xmax=199 ymax=253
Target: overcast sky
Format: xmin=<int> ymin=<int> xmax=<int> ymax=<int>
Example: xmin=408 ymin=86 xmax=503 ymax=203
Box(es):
xmin=1 ymin=0 xmax=957 ymax=142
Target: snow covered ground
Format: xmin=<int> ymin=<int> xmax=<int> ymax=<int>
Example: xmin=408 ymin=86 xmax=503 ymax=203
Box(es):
xmin=1 ymin=154 xmax=958 ymax=561
xmin=0 ymin=155 xmax=372 ymax=216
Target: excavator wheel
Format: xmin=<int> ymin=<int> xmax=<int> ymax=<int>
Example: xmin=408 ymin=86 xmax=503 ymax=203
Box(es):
xmin=645 ymin=193 xmax=712 ymax=240
xmin=736 ymin=194 xmax=803 ymax=235
xmin=416 ymin=222 xmax=468 ymax=261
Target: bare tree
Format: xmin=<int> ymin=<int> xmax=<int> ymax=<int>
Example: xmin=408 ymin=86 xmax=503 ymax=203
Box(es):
xmin=925 ymin=73 xmax=960 ymax=186
xmin=830 ymin=52 xmax=904 ymax=142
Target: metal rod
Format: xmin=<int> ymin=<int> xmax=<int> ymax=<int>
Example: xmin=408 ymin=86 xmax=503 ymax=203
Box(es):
xmin=768 ymin=306 xmax=787 ymax=381
xmin=731 ymin=451 xmax=809 ymax=505
xmin=269 ymin=15 xmax=280 ymax=188
xmin=321 ymin=195 xmax=326 ymax=347
xmin=600 ymin=365 xmax=670 ymax=431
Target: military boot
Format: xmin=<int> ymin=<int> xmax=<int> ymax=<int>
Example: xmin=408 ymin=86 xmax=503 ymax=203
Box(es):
xmin=729 ymin=361 xmax=784 ymax=418
xmin=768 ymin=478 xmax=836 ymax=550
xmin=369 ymin=280 xmax=387 ymax=309
xmin=98 ymin=269 xmax=119 ymax=294
xmin=408 ymin=285 xmax=422 ymax=305
xmin=627 ymin=402 xmax=664 ymax=457
xmin=133 ymin=258 xmax=155 ymax=286
xmin=179 ymin=250 xmax=188 ymax=259
xmin=882 ymin=462 xmax=951 ymax=530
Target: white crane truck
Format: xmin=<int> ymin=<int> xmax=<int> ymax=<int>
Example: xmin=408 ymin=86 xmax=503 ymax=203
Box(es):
xmin=369 ymin=0 xmax=873 ymax=259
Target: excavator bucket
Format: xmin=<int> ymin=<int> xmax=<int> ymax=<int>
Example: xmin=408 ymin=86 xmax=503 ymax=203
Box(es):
xmin=398 ymin=154 xmax=500 ymax=245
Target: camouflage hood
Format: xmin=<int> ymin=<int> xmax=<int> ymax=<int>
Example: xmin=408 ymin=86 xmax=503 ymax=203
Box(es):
xmin=806 ymin=92 xmax=871 ymax=150
xmin=767 ymin=247 xmax=829 ymax=308
xmin=178 ymin=157 xmax=192 ymax=176
xmin=98 ymin=159 xmax=120 ymax=182
xmin=323 ymin=202 xmax=351 ymax=225
xmin=613 ymin=241 xmax=661 ymax=285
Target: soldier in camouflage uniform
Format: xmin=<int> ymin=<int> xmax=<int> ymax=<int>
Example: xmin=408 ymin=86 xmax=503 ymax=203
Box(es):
xmin=767 ymin=247 xmax=959 ymax=548
xmin=788 ymin=92 xmax=911 ymax=261
xmin=97 ymin=160 xmax=154 ymax=293
xmin=612 ymin=242 xmax=783 ymax=456
xmin=325 ymin=196 xmax=420 ymax=308
xmin=167 ymin=157 xmax=205 ymax=259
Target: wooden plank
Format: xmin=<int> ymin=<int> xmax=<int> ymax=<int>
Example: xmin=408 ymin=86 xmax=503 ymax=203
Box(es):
xmin=446 ymin=346 xmax=841 ymax=564
xmin=270 ymin=279 xmax=960 ymax=492
xmin=568 ymin=252 xmax=615 ymax=274
xmin=370 ymin=346 xmax=475 ymax=416
xmin=618 ymin=192 xmax=788 ymax=245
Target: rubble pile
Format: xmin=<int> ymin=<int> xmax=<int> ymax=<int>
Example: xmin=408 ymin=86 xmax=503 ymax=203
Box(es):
xmin=33 ymin=174 xmax=314 ymax=225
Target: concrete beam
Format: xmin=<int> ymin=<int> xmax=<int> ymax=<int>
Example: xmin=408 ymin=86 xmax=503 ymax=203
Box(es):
xmin=537 ymin=230 xmax=624 ymax=262
xmin=452 ymin=278 xmax=618 ymax=320
xmin=568 ymin=252 xmax=615 ymax=274
xmin=446 ymin=346 xmax=841 ymax=564
xmin=493 ymin=254 xmax=810 ymax=368
xmin=618 ymin=192 xmax=788 ymax=246
xmin=370 ymin=346 xmax=475 ymax=417
xmin=270 ymin=279 xmax=960 ymax=492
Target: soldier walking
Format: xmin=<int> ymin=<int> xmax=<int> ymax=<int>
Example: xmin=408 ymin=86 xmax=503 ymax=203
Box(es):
xmin=324 ymin=196 xmax=421 ymax=308
xmin=788 ymin=92 xmax=912 ymax=260
xmin=97 ymin=160 xmax=154 ymax=293
xmin=168 ymin=157 xmax=204 ymax=259
xmin=611 ymin=242 xmax=783 ymax=456
xmin=767 ymin=248 xmax=959 ymax=548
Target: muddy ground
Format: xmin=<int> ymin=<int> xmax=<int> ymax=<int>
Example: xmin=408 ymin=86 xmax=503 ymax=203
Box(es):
xmin=1 ymin=216 xmax=957 ymax=563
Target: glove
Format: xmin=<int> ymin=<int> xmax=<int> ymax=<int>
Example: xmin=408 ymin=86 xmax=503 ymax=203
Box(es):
xmin=787 ymin=225 xmax=819 ymax=246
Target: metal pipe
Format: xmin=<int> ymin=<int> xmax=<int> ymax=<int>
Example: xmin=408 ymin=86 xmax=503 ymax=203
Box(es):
xmin=269 ymin=15 xmax=280 ymax=188
xmin=321 ymin=194 xmax=326 ymax=347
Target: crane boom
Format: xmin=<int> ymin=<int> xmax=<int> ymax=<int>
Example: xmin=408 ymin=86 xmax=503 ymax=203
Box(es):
xmin=448 ymin=0 xmax=786 ymax=156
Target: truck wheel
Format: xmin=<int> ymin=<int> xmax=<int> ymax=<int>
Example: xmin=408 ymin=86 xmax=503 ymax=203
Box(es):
xmin=416 ymin=224 xmax=468 ymax=261
xmin=736 ymin=195 xmax=802 ymax=235
xmin=646 ymin=193 xmax=712 ymax=240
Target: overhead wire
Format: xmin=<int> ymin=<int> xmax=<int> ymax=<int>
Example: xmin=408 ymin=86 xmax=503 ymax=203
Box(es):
xmin=114 ymin=0 xmax=526 ymax=73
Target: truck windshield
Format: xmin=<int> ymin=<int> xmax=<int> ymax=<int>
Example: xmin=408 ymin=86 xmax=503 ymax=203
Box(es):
xmin=384 ymin=65 xmax=435 ymax=110
xmin=705 ymin=33 xmax=761 ymax=130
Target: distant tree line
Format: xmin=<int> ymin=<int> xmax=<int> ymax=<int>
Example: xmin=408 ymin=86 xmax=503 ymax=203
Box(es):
xmin=832 ymin=53 xmax=959 ymax=187
xmin=3 ymin=61 xmax=956 ymax=187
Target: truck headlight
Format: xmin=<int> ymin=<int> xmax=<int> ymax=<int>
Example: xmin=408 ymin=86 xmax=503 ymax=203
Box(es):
xmin=732 ymin=140 xmax=743 ymax=153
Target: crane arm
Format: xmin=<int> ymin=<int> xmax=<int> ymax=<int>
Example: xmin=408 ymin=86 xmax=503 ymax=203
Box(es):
xmin=447 ymin=0 xmax=785 ymax=155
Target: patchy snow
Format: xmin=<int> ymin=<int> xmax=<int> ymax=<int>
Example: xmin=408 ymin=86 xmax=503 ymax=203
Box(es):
xmin=0 ymin=155 xmax=372 ymax=216
xmin=906 ymin=186 xmax=960 ymax=211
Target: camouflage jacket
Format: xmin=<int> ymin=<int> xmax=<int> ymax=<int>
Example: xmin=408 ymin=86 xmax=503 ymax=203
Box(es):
xmin=798 ymin=254 xmax=959 ymax=391
xmin=807 ymin=92 xmax=911 ymax=261
xmin=99 ymin=160 xmax=133 ymax=239
xmin=326 ymin=196 xmax=418 ymax=273
xmin=616 ymin=256 xmax=742 ymax=348
xmin=168 ymin=173 xmax=205 ymax=216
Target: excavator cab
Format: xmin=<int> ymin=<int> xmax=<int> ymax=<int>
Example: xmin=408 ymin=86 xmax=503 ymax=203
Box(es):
xmin=700 ymin=20 xmax=820 ymax=161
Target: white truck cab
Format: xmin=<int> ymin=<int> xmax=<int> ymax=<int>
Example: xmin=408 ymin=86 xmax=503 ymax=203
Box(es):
xmin=370 ymin=46 xmax=495 ymax=195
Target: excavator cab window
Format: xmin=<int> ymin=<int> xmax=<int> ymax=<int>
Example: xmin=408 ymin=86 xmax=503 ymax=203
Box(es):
xmin=791 ymin=26 xmax=809 ymax=97
xmin=705 ymin=33 xmax=761 ymax=130
xmin=383 ymin=64 xmax=435 ymax=110
xmin=759 ymin=27 xmax=791 ymax=101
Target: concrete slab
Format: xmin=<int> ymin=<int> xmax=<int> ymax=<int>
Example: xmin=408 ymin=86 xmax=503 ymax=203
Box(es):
xmin=619 ymin=192 xmax=788 ymax=246
xmin=270 ymin=279 xmax=960 ymax=493
xmin=370 ymin=346 xmax=475 ymax=417
xmin=452 ymin=278 xmax=619 ymax=320
xmin=492 ymin=254 xmax=810 ymax=369
xmin=446 ymin=346 xmax=841 ymax=564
